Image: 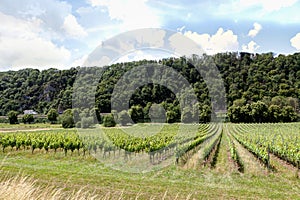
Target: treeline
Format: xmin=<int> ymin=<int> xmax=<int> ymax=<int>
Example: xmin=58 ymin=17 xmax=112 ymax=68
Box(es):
xmin=0 ymin=52 xmax=299 ymax=123
xmin=228 ymin=97 xmax=298 ymax=123
xmin=215 ymin=52 xmax=300 ymax=123
xmin=0 ymin=68 xmax=77 ymax=115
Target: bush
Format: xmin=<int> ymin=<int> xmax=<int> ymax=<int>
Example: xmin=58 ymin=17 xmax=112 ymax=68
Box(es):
xmin=61 ymin=109 xmax=75 ymax=128
xmin=199 ymin=105 xmax=212 ymax=123
xmin=81 ymin=117 xmax=94 ymax=128
xmin=22 ymin=114 xmax=34 ymax=124
xmin=47 ymin=109 xmax=58 ymax=124
xmin=129 ymin=105 xmax=144 ymax=123
xmin=7 ymin=111 xmax=18 ymax=124
xmin=166 ymin=110 xmax=178 ymax=123
xmin=281 ymin=106 xmax=298 ymax=122
xmin=103 ymin=114 xmax=116 ymax=127
xmin=76 ymin=121 xmax=81 ymax=128
xmin=62 ymin=116 xmax=75 ymax=128
xmin=181 ymin=110 xmax=193 ymax=123
xmin=118 ymin=110 xmax=131 ymax=126
xmin=165 ymin=104 xmax=181 ymax=123
xmin=149 ymin=103 xmax=166 ymax=123
xmin=0 ymin=118 xmax=9 ymax=123
xmin=34 ymin=118 xmax=49 ymax=124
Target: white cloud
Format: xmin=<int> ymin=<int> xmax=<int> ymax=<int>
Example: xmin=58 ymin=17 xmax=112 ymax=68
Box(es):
xmin=62 ymin=14 xmax=88 ymax=38
xmin=87 ymin=0 xmax=161 ymax=30
xmin=238 ymin=0 xmax=298 ymax=12
xmin=290 ymin=33 xmax=300 ymax=50
xmin=84 ymin=55 xmax=112 ymax=67
xmin=242 ymin=41 xmax=260 ymax=52
xmin=0 ymin=12 xmax=71 ymax=70
xmin=248 ymin=23 xmax=262 ymax=38
xmin=169 ymin=32 xmax=204 ymax=56
xmin=114 ymin=50 xmax=177 ymax=63
xmin=133 ymin=29 xmax=166 ymax=48
xmin=215 ymin=0 xmax=299 ymax=22
xmin=71 ymin=54 xmax=88 ymax=67
xmin=115 ymin=50 xmax=157 ymax=63
xmin=183 ymin=28 xmax=239 ymax=54
xmin=0 ymin=0 xmax=73 ymax=40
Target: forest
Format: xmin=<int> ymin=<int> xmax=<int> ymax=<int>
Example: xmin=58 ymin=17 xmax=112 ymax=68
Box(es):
xmin=0 ymin=52 xmax=299 ymax=124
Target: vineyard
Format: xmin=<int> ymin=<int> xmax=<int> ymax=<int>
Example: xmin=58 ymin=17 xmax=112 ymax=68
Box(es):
xmin=227 ymin=123 xmax=300 ymax=169
xmin=0 ymin=123 xmax=300 ymax=199
xmin=0 ymin=123 xmax=299 ymax=173
xmin=178 ymin=123 xmax=300 ymax=174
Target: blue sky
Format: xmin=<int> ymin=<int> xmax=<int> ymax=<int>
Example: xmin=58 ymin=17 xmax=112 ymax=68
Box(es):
xmin=0 ymin=0 xmax=300 ymax=71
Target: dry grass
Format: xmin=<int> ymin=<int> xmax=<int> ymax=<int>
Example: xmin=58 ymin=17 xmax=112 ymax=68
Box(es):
xmin=0 ymin=173 xmax=196 ymax=200
xmin=0 ymin=173 xmax=98 ymax=200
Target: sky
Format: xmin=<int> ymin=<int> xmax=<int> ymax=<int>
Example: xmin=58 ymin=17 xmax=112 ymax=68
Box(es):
xmin=0 ymin=0 xmax=300 ymax=71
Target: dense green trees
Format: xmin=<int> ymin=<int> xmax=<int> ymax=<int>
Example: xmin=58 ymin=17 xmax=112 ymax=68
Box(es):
xmin=228 ymin=97 xmax=298 ymax=123
xmin=47 ymin=109 xmax=58 ymax=124
xmin=1 ymin=52 xmax=300 ymax=123
xmin=0 ymin=68 xmax=77 ymax=116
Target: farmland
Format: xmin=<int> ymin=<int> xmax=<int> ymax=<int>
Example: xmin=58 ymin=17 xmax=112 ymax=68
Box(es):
xmin=0 ymin=123 xmax=299 ymax=199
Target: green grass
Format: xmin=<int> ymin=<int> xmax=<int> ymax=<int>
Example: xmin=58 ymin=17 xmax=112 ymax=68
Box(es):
xmin=0 ymin=150 xmax=299 ymax=199
xmin=0 ymin=123 xmax=62 ymax=130
xmin=107 ymin=123 xmax=179 ymax=137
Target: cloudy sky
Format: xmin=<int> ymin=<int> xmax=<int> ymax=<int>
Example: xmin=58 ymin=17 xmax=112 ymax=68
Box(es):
xmin=0 ymin=0 xmax=300 ymax=71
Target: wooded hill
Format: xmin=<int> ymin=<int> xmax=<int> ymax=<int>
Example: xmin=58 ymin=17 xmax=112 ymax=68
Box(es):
xmin=1 ymin=52 xmax=299 ymax=123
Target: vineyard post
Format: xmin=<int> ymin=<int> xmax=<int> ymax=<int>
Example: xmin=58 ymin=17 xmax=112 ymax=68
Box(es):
xmin=267 ymin=144 xmax=270 ymax=170
xmin=297 ymin=160 xmax=299 ymax=179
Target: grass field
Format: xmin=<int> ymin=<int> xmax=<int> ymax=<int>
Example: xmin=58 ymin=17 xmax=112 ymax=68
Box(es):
xmin=0 ymin=123 xmax=299 ymax=199
xmin=0 ymin=123 xmax=61 ymax=132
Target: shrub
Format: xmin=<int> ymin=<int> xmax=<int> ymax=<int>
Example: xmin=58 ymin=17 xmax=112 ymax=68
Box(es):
xmin=0 ymin=118 xmax=9 ymax=123
xmin=22 ymin=114 xmax=34 ymax=124
xmin=149 ymin=103 xmax=166 ymax=123
xmin=7 ymin=111 xmax=18 ymax=124
xmin=118 ymin=110 xmax=131 ymax=126
xmin=166 ymin=110 xmax=177 ymax=123
xmin=103 ymin=114 xmax=116 ymax=127
xmin=61 ymin=109 xmax=75 ymax=128
xmin=47 ymin=109 xmax=58 ymax=124
xmin=81 ymin=117 xmax=94 ymax=128
xmin=34 ymin=118 xmax=49 ymax=124
xmin=75 ymin=121 xmax=81 ymax=128
xmin=181 ymin=110 xmax=193 ymax=123
xmin=129 ymin=105 xmax=144 ymax=123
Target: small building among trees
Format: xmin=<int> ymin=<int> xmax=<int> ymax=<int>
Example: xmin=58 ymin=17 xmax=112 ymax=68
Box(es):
xmin=23 ymin=110 xmax=38 ymax=115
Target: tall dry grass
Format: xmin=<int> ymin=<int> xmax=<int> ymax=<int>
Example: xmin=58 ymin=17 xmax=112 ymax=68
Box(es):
xmin=0 ymin=173 xmax=98 ymax=200
xmin=0 ymin=173 xmax=195 ymax=200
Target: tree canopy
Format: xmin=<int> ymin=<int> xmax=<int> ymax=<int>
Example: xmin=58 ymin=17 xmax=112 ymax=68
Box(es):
xmin=1 ymin=52 xmax=300 ymax=123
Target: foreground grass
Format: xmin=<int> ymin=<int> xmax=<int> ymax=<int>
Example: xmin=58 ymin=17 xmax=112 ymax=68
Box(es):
xmin=0 ymin=174 xmax=99 ymax=200
xmin=0 ymin=151 xmax=299 ymax=199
